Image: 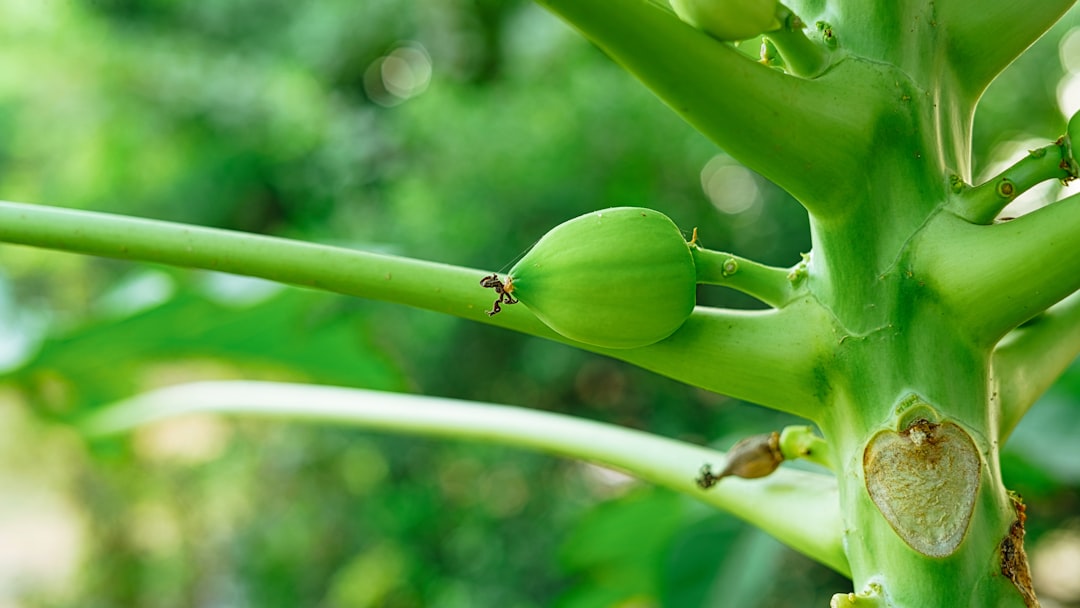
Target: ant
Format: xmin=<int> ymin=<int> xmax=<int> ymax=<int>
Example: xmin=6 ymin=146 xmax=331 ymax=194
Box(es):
xmin=480 ymin=273 xmax=518 ymax=316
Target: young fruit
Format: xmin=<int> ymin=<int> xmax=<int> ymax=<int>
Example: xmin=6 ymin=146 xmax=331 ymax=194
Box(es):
xmin=506 ymin=207 xmax=696 ymax=349
xmin=668 ymin=0 xmax=781 ymax=42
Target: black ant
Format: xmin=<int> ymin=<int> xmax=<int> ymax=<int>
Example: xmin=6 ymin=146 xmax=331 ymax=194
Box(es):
xmin=480 ymin=273 xmax=518 ymax=316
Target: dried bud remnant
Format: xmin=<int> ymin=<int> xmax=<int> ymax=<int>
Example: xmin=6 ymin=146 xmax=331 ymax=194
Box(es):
xmin=996 ymin=178 xmax=1016 ymax=199
xmin=696 ymin=431 xmax=782 ymax=489
xmin=1001 ymin=493 xmax=1037 ymax=608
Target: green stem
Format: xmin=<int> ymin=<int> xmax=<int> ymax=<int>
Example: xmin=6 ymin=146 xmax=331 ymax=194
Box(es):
xmin=938 ymin=0 xmax=1078 ymax=96
xmin=692 ymin=246 xmax=798 ymax=307
xmin=532 ymin=0 xmax=886 ymax=216
xmin=81 ymin=380 xmax=851 ymax=576
xmin=778 ymin=425 xmax=834 ymax=471
xmin=949 ymin=141 xmax=1077 ymax=224
xmin=993 ymin=288 xmax=1080 ymax=441
xmin=916 ymin=190 xmax=1080 ymax=344
xmin=830 ymin=582 xmax=886 ymax=608
xmin=0 ymin=201 xmax=830 ymax=418
xmin=766 ymin=6 xmax=830 ymax=78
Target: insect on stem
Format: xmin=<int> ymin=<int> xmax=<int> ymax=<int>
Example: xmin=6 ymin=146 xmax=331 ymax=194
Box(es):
xmin=480 ymin=273 xmax=518 ymax=316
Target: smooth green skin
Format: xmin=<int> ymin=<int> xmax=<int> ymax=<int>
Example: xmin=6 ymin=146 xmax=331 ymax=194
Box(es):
xmin=2 ymin=0 xmax=1080 ymax=605
xmin=508 ymin=207 xmax=695 ymax=349
xmin=668 ymin=0 xmax=780 ymax=41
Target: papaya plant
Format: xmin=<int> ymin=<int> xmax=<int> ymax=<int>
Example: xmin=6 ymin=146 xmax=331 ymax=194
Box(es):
xmin=2 ymin=0 xmax=1080 ymax=605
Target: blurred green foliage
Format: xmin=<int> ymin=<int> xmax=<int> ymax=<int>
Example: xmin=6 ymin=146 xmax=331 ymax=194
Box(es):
xmin=1 ymin=1 xmax=1079 ymax=606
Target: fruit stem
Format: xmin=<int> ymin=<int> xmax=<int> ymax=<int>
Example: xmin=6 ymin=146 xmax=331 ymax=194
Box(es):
xmin=692 ymin=246 xmax=799 ymax=308
xmin=766 ymin=5 xmax=831 ymax=78
xmin=948 ymin=139 xmax=1077 ymax=224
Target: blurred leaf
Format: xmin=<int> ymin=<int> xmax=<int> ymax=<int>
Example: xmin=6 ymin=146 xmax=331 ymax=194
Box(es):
xmin=661 ymin=514 xmax=743 ymax=607
xmin=557 ymin=488 xmax=688 ymax=606
xmin=8 ymin=281 xmax=405 ymax=416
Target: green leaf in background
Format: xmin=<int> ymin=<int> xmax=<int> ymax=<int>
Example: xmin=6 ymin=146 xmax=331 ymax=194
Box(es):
xmin=10 ymin=274 xmax=406 ymax=417
xmin=556 ymin=488 xmax=686 ymax=607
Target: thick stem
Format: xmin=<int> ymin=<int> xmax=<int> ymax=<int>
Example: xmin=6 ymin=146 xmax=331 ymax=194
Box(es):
xmin=939 ymin=0 xmax=1078 ymax=97
xmin=916 ymin=191 xmax=1080 ymax=344
xmin=80 ymin=380 xmax=850 ymax=576
xmin=781 ymin=2 xmax=982 ymax=181
xmin=816 ymin=309 xmax=1029 ymax=607
xmin=0 ymin=201 xmax=831 ymax=418
xmin=610 ymin=302 xmax=833 ymax=420
xmin=802 ymin=167 xmax=1034 ymax=604
xmin=532 ymin=0 xmax=886 ymax=217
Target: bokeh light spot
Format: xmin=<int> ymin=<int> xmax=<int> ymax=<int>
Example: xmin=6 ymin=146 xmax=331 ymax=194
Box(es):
xmin=1057 ymin=71 xmax=1080 ymax=116
xmin=364 ymin=42 xmax=432 ymax=107
xmin=700 ymin=155 xmax=762 ymax=215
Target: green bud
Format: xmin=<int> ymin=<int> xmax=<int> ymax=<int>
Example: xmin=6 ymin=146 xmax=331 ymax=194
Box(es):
xmin=508 ymin=207 xmax=696 ymax=349
xmin=669 ymin=0 xmax=781 ymax=42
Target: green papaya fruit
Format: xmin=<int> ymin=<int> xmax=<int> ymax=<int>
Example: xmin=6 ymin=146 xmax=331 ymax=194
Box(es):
xmin=506 ymin=207 xmax=696 ymax=349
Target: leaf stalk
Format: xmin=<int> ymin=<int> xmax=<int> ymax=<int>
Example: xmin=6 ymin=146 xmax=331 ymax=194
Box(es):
xmin=950 ymin=140 xmax=1078 ymax=224
xmin=692 ymin=246 xmax=799 ymax=307
xmin=81 ymin=380 xmax=851 ymax=576
xmin=0 ymin=200 xmax=830 ymax=418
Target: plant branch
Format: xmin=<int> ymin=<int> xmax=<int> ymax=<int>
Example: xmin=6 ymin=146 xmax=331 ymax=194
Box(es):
xmin=766 ymin=6 xmax=830 ymax=78
xmin=915 ymin=190 xmax=1080 ymax=344
xmin=79 ymin=380 xmax=851 ymax=576
xmin=692 ymin=246 xmax=799 ymax=308
xmin=0 ymin=201 xmax=830 ymax=419
xmin=993 ymin=288 xmax=1080 ymax=442
xmin=949 ymin=140 xmax=1078 ymax=224
xmin=636 ymin=302 xmax=831 ymax=420
xmin=939 ymin=0 xmax=1077 ymax=96
xmin=532 ymin=0 xmax=884 ymax=217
